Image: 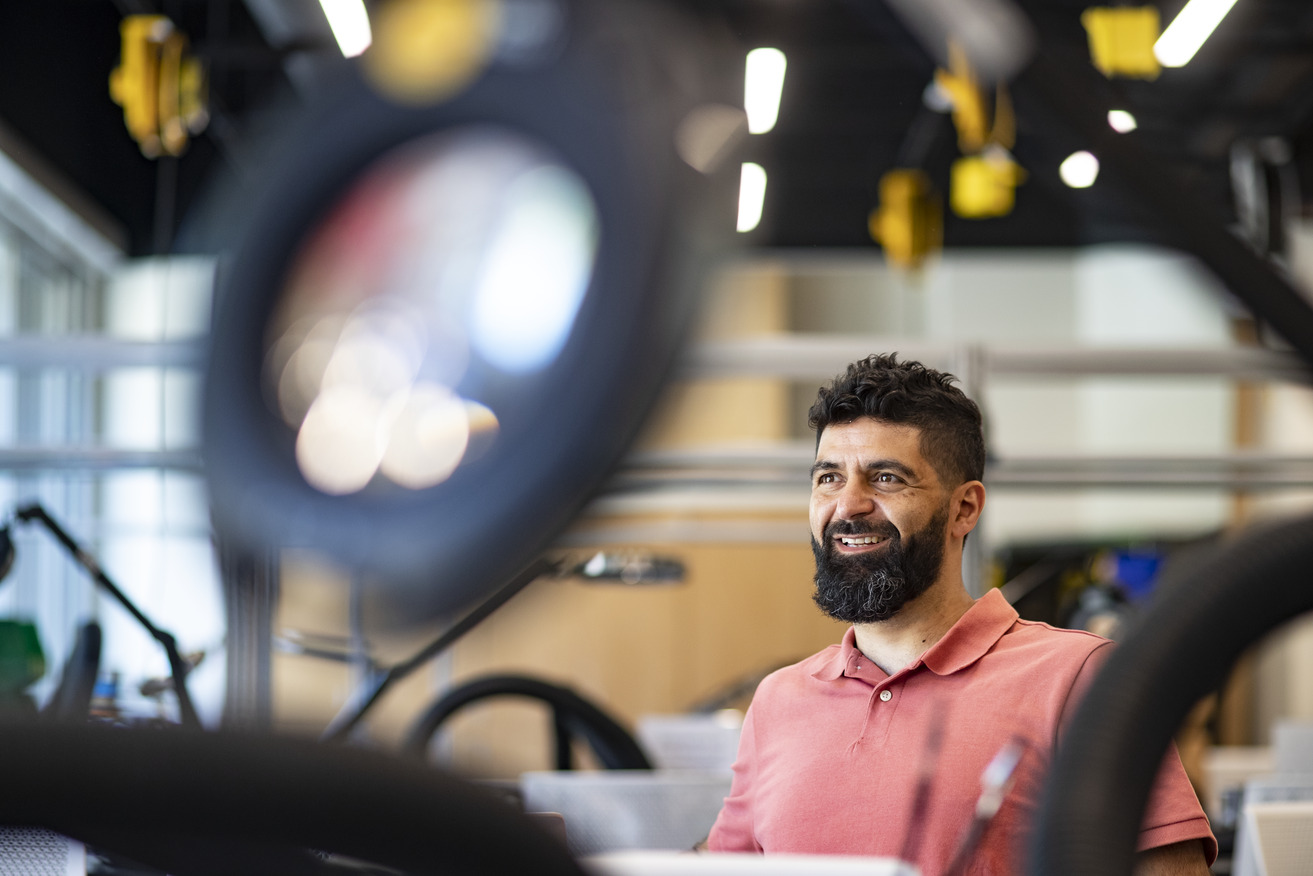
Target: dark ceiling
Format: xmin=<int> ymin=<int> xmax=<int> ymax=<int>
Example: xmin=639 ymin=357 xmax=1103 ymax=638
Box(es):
xmin=1 ymin=0 xmax=1311 ymax=258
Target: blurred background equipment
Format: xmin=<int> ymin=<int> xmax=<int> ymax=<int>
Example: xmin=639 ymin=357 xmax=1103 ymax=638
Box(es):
xmin=0 ymin=827 xmax=85 ymax=876
xmin=868 ymin=169 xmax=942 ymax=269
xmin=523 ymin=770 xmax=732 ymax=857
xmin=1230 ymin=719 xmax=1313 ymax=876
xmin=0 ymin=503 xmax=199 ymax=728
xmin=567 ymin=552 xmax=687 ymax=586
xmin=402 ymin=673 xmax=652 ymax=769
xmin=0 ymin=616 xmax=42 ymax=715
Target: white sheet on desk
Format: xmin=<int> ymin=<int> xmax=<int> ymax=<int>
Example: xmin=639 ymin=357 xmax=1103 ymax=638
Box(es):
xmin=583 ymin=850 xmax=919 ymax=876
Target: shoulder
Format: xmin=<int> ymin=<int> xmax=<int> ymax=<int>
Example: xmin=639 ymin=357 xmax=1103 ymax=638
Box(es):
xmin=969 ymin=620 xmax=1118 ymax=742
xmin=752 ymin=643 xmax=843 ymax=699
xmin=997 ymin=616 xmax=1113 ymax=663
xmin=969 ymin=618 xmax=1116 ymax=699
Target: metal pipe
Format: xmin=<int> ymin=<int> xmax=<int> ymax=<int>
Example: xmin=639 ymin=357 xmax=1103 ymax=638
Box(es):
xmin=0 ymin=337 xmax=205 ymax=370
xmin=0 ymin=448 xmax=202 ymax=472
xmin=681 ymin=337 xmax=1310 ymax=383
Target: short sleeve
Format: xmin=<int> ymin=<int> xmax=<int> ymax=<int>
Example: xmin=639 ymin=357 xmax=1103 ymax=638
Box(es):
xmin=1062 ymin=641 xmax=1218 ymax=865
xmin=707 ymin=702 xmax=762 ymax=852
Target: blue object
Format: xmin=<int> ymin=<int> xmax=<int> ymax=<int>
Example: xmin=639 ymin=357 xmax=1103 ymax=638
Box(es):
xmin=1113 ymin=550 xmax=1164 ymax=601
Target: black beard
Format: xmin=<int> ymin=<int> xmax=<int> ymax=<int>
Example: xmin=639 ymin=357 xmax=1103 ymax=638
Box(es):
xmin=811 ymin=507 xmax=949 ymax=623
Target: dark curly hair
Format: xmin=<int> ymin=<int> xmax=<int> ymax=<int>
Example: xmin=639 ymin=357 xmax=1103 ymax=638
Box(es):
xmin=808 ymin=353 xmax=985 ymax=487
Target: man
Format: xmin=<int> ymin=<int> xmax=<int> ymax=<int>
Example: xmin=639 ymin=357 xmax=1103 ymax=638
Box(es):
xmin=707 ymin=354 xmax=1215 ymax=875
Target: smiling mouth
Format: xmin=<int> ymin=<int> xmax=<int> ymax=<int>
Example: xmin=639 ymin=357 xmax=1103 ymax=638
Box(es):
xmin=838 ymin=535 xmax=888 ymax=547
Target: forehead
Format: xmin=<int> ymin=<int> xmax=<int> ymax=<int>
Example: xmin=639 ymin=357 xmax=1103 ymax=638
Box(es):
xmin=815 ymin=418 xmax=927 ymax=466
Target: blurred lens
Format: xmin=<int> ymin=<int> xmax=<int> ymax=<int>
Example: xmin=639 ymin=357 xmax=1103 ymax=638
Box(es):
xmin=468 ymin=164 xmax=598 ymax=372
xmin=265 ymin=127 xmax=598 ymax=495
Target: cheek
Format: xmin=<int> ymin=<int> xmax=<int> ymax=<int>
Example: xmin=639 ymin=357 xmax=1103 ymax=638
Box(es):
xmin=886 ymin=507 xmax=921 ymax=540
xmin=808 ymin=499 xmax=828 ymax=536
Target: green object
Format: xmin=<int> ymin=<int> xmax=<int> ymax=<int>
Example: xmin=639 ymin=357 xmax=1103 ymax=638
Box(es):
xmin=0 ymin=620 xmax=45 ymax=696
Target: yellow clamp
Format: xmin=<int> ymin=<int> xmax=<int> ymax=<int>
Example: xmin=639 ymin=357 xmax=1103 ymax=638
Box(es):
xmin=868 ymin=169 xmax=942 ymax=270
xmin=1082 ymin=6 xmax=1161 ymax=79
xmin=950 ymin=150 xmax=1026 ymax=219
xmin=934 ymin=42 xmax=1015 ymax=154
xmin=109 ymin=15 xmax=208 ymax=158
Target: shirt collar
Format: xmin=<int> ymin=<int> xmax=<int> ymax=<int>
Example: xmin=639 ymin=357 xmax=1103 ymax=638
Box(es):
xmin=920 ymin=588 xmax=1018 ymax=675
xmin=811 ymin=589 xmax=1018 ymax=681
xmin=812 ymin=629 xmax=858 ymax=681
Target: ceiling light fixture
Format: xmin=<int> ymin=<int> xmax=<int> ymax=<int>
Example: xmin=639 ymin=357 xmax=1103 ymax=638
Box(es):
xmin=744 ymin=48 xmax=787 ymax=134
xmin=319 ymin=0 xmax=373 ymax=58
xmin=1154 ymin=0 xmax=1240 ymax=68
xmin=1107 ymin=109 xmax=1138 ymax=133
xmin=737 ymin=162 xmax=767 ymax=231
xmin=1060 ymin=151 xmax=1099 ymax=188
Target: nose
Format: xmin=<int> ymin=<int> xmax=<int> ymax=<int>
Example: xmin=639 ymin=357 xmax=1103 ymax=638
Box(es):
xmin=834 ymin=478 xmax=876 ymax=521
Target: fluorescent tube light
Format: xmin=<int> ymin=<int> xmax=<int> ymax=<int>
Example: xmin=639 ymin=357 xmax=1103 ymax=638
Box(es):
xmin=320 ymin=0 xmax=373 ymax=58
xmin=1154 ymin=0 xmax=1240 ymax=68
xmin=737 ymin=162 xmax=767 ymax=232
xmin=745 ymin=48 xmax=787 ymax=134
xmin=1060 ymin=151 xmax=1099 ymax=188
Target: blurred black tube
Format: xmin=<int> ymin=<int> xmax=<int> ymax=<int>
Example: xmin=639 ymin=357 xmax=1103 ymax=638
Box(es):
xmin=1031 ymin=514 xmax=1313 ymax=875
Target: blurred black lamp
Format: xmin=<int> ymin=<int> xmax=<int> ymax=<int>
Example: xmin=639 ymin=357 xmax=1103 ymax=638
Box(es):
xmin=203 ymin=0 xmax=740 ymax=624
xmin=0 ymin=503 xmax=200 ymax=728
xmin=568 ymin=551 xmax=686 ymax=585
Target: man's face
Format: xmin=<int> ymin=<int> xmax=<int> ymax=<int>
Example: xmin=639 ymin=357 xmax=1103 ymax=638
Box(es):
xmin=808 ymin=418 xmax=953 ymax=623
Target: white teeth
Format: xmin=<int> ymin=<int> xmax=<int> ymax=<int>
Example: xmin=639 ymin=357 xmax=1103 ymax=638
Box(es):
xmin=840 ymin=536 xmax=885 ymax=546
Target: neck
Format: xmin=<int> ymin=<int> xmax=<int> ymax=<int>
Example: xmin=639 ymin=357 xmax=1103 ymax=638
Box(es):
xmin=851 ymin=576 xmax=975 ymax=675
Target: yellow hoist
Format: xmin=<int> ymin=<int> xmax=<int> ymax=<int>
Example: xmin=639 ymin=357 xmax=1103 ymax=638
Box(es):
xmin=870 ymin=42 xmax=1024 ymax=268
xmin=1082 ymin=6 xmax=1162 ymax=79
xmin=109 ymin=15 xmax=208 ymax=158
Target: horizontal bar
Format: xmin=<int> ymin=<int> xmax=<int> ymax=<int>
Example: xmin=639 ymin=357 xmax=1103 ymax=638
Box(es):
xmin=0 ymin=447 xmax=203 ymax=471
xmin=987 ymin=347 xmax=1307 ymax=379
xmin=557 ymin=519 xmax=811 ymax=546
xmin=680 ymin=337 xmax=1310 ymax=382
xmin=0 ymin=337 xmax=206 ymax=370
xmin=680 ymin=336 xmax=955 ymax=381
xmin=626 ymin=444 xmax=1313 ymax=472
xmin=608 ymin=445 xmax=1313 ymax=494
xmin=625 ymin=443 xmax=815 ymax=470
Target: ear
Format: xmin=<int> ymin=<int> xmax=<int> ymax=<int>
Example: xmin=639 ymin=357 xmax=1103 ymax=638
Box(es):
xmin=950 ymin=481 xmax=985 ymax=539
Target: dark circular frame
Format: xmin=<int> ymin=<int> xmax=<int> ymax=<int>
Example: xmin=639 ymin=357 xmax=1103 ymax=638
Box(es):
xmin=204 ymin=0 xmax=732 ymax=623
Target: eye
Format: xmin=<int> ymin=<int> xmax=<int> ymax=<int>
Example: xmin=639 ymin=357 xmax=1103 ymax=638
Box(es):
xmin=875 ymin=472 xmax=903 ymax=485
xmin=816 ymin=472 xmax=839 ymax=485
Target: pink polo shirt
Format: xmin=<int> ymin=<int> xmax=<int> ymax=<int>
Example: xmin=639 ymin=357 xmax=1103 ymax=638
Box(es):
xmin=707 ymin=588 xmax=1215 ymax=874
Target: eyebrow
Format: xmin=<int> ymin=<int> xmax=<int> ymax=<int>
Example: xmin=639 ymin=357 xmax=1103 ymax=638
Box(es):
xmin=810 ymin=458 xmax=920 ymax=480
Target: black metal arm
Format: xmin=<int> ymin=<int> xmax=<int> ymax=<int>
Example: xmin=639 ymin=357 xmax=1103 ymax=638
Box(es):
xmin=14 ymin=503 xmax=201 ymax=729
xmin=320 ymin=556 xmax=559 ymax=742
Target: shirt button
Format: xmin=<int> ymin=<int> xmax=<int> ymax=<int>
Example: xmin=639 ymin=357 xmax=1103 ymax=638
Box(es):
xmin=880 ymin=690 xmax=892 ymax=702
